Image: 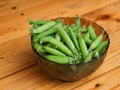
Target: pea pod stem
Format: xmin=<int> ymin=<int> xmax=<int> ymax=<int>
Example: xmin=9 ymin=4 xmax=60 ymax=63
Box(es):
xmin=84 ymin=51 xmax=93 ymax=63
xmin=40 ymin=37 xmax=73 ymax=56
xmin=80 ymin=25 xmax=87 ymax=33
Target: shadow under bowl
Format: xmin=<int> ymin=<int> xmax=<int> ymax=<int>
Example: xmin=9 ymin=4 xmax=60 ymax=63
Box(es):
xmin=31 ymin=17 xmax=110 ymax=81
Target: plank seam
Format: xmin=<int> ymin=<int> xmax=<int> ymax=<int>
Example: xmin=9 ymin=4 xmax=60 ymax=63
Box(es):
xmin=0 ymin=63 xmax=37 ymax=80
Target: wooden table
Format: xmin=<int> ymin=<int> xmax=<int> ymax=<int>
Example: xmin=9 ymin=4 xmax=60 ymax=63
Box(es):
xmin=0 ymin=0 xmax=120 ymax=90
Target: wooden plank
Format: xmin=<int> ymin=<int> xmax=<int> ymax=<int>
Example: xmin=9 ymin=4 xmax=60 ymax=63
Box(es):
xmin=0 ymin=53 xmax=119 ymax=90
xmin=0 ymin=35 xmax=36 ymax=79
xmin=0 ymin=0 xmax=120 ymax=89
xmin=0 ymin=0 xmax=118 ymax=35
xmin=0 ymin=65 xmax=63 ymax=90
xmin=71 ymin=67 xmax=120 ymax=90
xmin=0 ymin=0 xmax=118 ymax=17
xmin=0 ymin=0 xmax=119 ymax=79
xmin=0 ymin=0 xmax=50 ymax=17
xmin=110 ymin=84 xmax=120 ymax=90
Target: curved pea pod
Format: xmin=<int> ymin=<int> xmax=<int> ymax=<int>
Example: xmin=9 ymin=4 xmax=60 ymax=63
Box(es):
xmin=88 ymin=23 xmax=96 ymax=40
xmin=55 ymin=33 xmax=61 ymax=41
xmin=44 ymin=46 xmax=66 ymax=56
xmin=78 ymin=36 xmax=89 ymax=60
xmin=32 ymin=21 xmax=56 ymax=33
xmin=94 ymin=40 xmax=109 ymax=58
xmin=83 ymin=32 xmax=92 ymax=45
xmin=89 ymin=33 xmax=103 ymax=51
xmin=84 ymin=51 xmax=93 ymax=63
xmin=67 ymin=26 xmax=80 ymax=51
xmin=33 ymin=23 xmax=60 ymax=42
xmin=45 ymin=55 xmax=75 ymax=64
xmin=57 ymin=26 xmax=77 ymax=53
xmin=40 ymin=37 xmax=73 ymax=56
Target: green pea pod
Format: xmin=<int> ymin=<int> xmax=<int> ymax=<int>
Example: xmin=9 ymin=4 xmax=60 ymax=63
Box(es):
xmin=33 ymin=23 xmax=60 ymax=42
xmin=78 ymin=36 xmax=88 ymax=59
xmin=44 ymin=46 xmax=66 ymax=56
xmin=32 ymin=21 xmax=56 ymax=33
xmin=94 ymin=40 xmax=109 ymax=52
xmin=28 ymin=17 xmax=47 ymax=25
xmin=88 ymin=23 xmax=96 ymax=40
xmin=57 ymin=26 xmax=77 ymax=53
xmin=45 ymin=55 xmax=74 ymax=64
xmin=94 ymin=40 xmax=109 ymax=58
xmin=84 ymin=51 xmax=93 ymax=63
xmin=67 ymin=26 xmax=80 ymax=51
xmin=36 ymin=20 xmax=48 ymax=25
xmin=55 ymin=33 xmax=61 ymax=41
xmin=75 ymin=15 xmax=81 ymax=29
xmin=83 ymin=32 xmax=92 ymax=45
xmin=89 ymin=33 xmax=103 ymax=51
xmin=40 ymin=37 xmax=73 ymax=56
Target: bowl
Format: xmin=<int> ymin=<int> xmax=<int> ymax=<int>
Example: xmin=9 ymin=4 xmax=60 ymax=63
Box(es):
xmin=31 ymin=17 xmax=110 ymax=81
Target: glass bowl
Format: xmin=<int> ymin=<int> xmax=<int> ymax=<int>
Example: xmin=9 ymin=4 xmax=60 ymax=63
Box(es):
xmin=31 ymin=17 xmax=110 ymax=81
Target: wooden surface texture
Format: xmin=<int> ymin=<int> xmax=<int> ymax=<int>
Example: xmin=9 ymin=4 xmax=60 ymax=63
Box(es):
xmin=0 ymin=0 xmax=120 ymax=90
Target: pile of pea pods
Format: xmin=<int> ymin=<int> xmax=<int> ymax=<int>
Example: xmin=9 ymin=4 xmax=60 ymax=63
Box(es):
xmin=29 ymin=16 xmax=109 ymax=65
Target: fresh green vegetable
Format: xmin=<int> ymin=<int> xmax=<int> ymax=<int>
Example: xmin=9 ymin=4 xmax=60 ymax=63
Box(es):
xmin=33 ymin=23 xmax=60 ymax=42
xmin=67 ymin=26 xmax=80 ymax=51
xmin=78 ymin=36 xmax=89 ymax=60
xmin=83 ymin=32 xmax=92 ymax=45
xmin=57 ymin=26 xmax=77 ymax=53
xmin=55 ymin=33 xmax=61 ymax=41
xmin=89 ymin=33 xmax=103 ymax=51
xmin=32 ymin=21 xmax=56 ymax=33
xmin=45 ymin=55 xmax=75 ymax=64
xmin=88 ymin=23 xmax=96 ymax=40
xmin=40 ymin=37 xmax=73 ymax=56
xmin=28 ymin=18 xmax=48 ymax=25
xmin=29 ymin=16 xmax=109 ymax=65
xmin=94 ymin=40 xmax=109 ymax=58
xmin=84 ymin=51 xmax=93 ymax=63
xmin=44 ymin=46 xmax=66 ymax=56
xmin=75 ymin=15 xmax=81 ymax=29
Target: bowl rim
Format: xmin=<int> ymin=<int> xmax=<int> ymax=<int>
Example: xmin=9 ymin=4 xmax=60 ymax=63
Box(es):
xmin=31 ymin=17 xmax=110 ymax=66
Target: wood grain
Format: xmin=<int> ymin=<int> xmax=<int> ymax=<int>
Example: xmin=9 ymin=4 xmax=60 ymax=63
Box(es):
xmin=0 ymin=0 xmax=120 ymax=90
xmin=0 ymin=0 xmax=118 ymax=79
